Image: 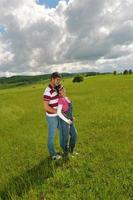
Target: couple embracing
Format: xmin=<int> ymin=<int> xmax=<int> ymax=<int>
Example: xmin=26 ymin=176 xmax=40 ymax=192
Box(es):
xmin=43 ymin=72 xmax=78 ymax=160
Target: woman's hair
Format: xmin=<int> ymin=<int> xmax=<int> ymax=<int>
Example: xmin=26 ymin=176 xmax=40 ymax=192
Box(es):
xmin=55 ymin=84 xmax=64 ymax=94
xmin=50 ymin=72 xmax=62 ymax=80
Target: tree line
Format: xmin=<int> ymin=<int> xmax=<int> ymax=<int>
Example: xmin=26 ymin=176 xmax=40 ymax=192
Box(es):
xmin=113 ymin=69 xmax=132 ymax=75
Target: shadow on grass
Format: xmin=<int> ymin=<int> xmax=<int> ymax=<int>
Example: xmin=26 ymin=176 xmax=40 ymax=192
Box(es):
xmin=0 ymin=157 xmax=64 ymax=200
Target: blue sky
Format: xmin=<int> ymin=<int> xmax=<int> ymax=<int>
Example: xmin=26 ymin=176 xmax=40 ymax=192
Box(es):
xmin=37 ymin=0 xmax=60 ymax=8
xmin=0 ymin=26 xmax=5 ymax=34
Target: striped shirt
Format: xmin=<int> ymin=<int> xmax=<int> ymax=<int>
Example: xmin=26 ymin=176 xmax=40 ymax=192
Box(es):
xmin=43 ymin=84 xmax=59 ymax=117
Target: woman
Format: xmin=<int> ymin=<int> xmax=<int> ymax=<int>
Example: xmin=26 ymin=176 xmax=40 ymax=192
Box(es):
xmin=57 ymin=85 xmax=77 ymax=157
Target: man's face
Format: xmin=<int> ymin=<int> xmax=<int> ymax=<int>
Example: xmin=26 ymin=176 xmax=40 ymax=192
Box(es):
xmin=53 ymin=77 xmax=61 ymax=86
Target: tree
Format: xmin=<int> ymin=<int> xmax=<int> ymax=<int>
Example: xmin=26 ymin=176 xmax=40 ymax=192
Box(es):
xmin=123 ymin=70 xmax=128 ymax=75
xmin=72 ymin=75 xmax=84 ymax=83
xmin=113 ymin=70 xmax=117 ymax=75
xmin=129 ymin=69 xmax=132 ymax=74
xmin=85 ymin=72 xmax=97 ymax=76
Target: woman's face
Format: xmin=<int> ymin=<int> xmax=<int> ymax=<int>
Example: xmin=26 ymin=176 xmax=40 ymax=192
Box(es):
xmin=59 ymin=87 xmax=66 ymax=96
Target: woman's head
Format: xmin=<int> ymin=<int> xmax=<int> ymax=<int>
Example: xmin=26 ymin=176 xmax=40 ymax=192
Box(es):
xmin=58 ymin=85 xmax=66 ymax=96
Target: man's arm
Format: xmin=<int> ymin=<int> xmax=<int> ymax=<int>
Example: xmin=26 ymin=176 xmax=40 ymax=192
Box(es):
xmin=44 ymin=101 xmax=57 ymax=114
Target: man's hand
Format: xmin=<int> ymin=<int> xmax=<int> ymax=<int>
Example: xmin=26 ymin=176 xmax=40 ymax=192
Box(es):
xmin=44 ymin=101 xmax=57 ymax=114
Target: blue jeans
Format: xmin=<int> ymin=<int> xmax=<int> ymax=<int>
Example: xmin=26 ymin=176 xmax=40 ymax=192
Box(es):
xmin=58 ymin=102 xmax=77 ymax=154
xmin=46 ymin=115 xmax=59 ymax=156
xmin=59 ymin=119 xmax=77 ymax=154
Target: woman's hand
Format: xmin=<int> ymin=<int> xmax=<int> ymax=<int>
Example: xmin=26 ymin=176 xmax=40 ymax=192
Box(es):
xmin=72 ymin=117 xmax=75 ymax=121
xmin=68 ymin=119 xmax=72 ymax=125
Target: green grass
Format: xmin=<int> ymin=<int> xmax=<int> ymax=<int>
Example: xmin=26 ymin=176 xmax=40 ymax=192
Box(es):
xmin=0 ymin=75 xmax=133 ymax=200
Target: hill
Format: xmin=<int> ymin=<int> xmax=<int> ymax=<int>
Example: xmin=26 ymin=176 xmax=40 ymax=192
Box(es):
xmin=0 ymin=75 xmax=133 ymax=200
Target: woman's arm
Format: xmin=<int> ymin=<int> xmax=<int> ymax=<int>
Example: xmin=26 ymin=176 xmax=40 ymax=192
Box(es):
xmin=57 ymin=104 xmax=72 ymax=124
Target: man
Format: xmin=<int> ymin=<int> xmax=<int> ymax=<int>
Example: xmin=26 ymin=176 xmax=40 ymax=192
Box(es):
xmin=43 ymin=72 xmax=62 ymax=160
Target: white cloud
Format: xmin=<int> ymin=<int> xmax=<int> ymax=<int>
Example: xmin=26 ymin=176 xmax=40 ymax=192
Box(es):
xmin=0 ymin=0 xmax=133 ymax=77
xmin=0 ymin=41 xmax=14 ymax=65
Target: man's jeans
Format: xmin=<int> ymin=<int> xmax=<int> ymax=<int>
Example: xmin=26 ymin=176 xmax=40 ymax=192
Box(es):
xmin=46 ymin=115 xmax=59 ymax=156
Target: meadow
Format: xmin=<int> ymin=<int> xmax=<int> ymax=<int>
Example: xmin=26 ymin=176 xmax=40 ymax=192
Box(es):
xmin=0 ymin=74 xmax=133 ymax=200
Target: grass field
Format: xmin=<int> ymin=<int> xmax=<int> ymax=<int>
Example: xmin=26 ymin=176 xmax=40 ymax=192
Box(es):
xmin=0 ymin=75 xmax=133 ymax=200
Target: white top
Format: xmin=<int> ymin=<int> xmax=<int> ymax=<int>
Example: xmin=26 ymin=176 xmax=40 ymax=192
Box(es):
xmin=57 ymin=104 xmax=71 ymax=124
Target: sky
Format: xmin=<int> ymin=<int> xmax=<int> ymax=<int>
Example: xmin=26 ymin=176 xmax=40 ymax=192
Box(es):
xmin=0 ymin=0 xmax=133 ymax=77
xmin=0 ymin=26 xmax=5 ymax=33
xmin=37 ymin=0 xmax=61 ymax=8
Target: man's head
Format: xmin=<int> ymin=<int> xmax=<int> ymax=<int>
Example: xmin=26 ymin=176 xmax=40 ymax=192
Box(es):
xmin=50 ymin=72 xmax=62 ymax=87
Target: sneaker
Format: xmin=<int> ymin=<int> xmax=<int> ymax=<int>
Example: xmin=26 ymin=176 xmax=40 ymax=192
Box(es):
xmin=52 ymin=154 xmax=61 ymax=160
xmin=69 ymin=147 xmax=78 ymax=155
xmin=73 ymin=152 xmax=78 ymax=155
xmin=70 ymin=151 xmax=79 ymax=158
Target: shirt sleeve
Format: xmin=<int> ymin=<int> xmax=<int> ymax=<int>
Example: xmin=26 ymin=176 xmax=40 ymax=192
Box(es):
xmin=57 ymin=104 xmax=71 ymax=124
xmin=43 ymin=89 xmax=51 ymax=102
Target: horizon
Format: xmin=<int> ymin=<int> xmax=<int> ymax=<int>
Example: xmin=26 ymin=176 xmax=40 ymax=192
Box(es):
xmin=0 ymin=69 xmax=132 ymax=79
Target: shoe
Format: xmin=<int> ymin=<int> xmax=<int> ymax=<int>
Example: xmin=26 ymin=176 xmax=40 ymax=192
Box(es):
xmin=70 ymin=151 xmax=79 ymax=158
xmin=52 ymin=154 xmax=61 ymax=160
xmin=73 ymin=152 xmax=78 ymax=155
xmin=69 ymin=147 xmax=78 ymax=155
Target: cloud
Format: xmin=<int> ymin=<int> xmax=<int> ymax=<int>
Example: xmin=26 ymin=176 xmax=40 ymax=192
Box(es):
xmin=0 ymin=41 xmax=14 ymax=65
xmin=0 ymin=0 xmax=133 ymax=77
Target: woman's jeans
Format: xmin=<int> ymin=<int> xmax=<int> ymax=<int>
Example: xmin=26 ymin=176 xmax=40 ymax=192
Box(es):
xmin=59 ymin=119 xmax=77 ymax=154
xmin=58 ymin=102 xmax=77 ymax=154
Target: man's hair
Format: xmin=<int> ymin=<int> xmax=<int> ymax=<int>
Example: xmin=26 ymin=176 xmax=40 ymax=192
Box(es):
xmin=50 ymin=72 xmax=62 ymax=80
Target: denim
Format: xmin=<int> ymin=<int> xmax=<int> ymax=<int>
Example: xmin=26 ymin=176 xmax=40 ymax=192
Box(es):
xmin=58 ymin=102 xmax=77 ymax=154
xmin=46 ymin=115 xmax=59 ymax=156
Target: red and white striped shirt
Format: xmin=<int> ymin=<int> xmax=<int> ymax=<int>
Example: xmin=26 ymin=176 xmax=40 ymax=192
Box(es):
xmin=43 ymin=84 xmax=59 ymax=116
